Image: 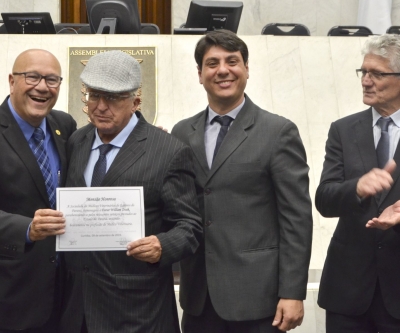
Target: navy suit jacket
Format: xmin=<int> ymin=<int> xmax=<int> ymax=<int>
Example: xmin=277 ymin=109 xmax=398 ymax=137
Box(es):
xmin=0 ymin=97 xmax=76 ymax=330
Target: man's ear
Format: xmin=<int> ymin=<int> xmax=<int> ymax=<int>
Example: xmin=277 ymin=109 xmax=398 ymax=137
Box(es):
xmin=197 ymin=65 xmax=203 ymax=85
xmin=131 ymin=97 xmax=141 ymax=113
xmin=9 ymin=74 xmax=15 ymax=94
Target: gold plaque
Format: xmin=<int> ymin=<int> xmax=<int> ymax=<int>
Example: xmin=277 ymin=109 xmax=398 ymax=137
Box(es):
xmin=68 ymin=47 xmax=157 ymax=128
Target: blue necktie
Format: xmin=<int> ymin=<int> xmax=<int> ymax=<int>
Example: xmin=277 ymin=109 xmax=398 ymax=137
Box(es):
xmin=212 ymin=116 xmax=233 ymax=161
xmin=376 ymin=117 xmax=392 ymax=169
xmin=30 ymin=128 xmax=56 ymax=208
xmin=91 ymin=144 xmax=113 ymax=187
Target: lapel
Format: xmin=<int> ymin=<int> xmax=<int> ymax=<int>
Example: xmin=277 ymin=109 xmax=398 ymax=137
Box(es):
xmin=0 ymin=98 xmax=49 ymax=204
xmin=354 ymin=109 xmax=377 ymax=174
xmin=47 ymin=113 xmax=68 ymax=185
xmin=102 ymin=112 xmax=147 ymax=186
xmin=74 ymin=125 xmax=96 ymax=186
xmin=207 ymin=95 xmax=255 ymax=182
xmin=188 ymin=111 xmax=210 ymax=178
xmin=353 ymin=108 xmax=400 ymax=205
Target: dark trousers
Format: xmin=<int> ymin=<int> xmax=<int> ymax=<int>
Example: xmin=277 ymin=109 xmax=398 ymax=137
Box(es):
xmin=182 ymin=292 xmax=283 ymax=333
xmin=326 ymin=282 xmax=400 ymax=333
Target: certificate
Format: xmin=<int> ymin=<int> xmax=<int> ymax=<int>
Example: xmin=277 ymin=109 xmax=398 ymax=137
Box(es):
xmin=56 ymin=187 xmax=145 ymax=251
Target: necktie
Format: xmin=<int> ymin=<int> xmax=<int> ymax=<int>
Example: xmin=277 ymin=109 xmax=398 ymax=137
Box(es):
xmin=29 ymin=128 xmax=56 ymax=208
xmin=212 ymin=116 xmax=233 ymax=161
xmin=376 ymin=117 xmax=392 ymax=169
xmin=91 ymin=144 xmax=113 ymax=187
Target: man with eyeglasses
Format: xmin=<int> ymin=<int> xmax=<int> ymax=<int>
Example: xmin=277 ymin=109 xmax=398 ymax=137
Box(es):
xmin=0 ymin=49 xmax=76 ymax=333
xmin=59 ymin=50 xmax=202 ymax=333
xmin=316 ymin=34 xmax=400 ymax=332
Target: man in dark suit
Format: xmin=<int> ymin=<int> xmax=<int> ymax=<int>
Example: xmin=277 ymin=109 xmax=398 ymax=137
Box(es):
xmin=60 ymin=50 xmax=202 ymax=333
xmin=316 ymin=34 xmax=400 ymax=332
xmin=0 ymin=49 xmax=76 ymax=333
xmin=172 ymin=30 xmax=313 ymax=333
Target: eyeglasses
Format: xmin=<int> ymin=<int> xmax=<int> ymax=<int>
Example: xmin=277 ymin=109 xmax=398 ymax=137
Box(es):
xmin=13 ymin=72 xmax=63 ymax=88
xmin=356 ymin=69 xmax=400 ymax=80
xmin=85 ymin=92 xmax=133 ymax=105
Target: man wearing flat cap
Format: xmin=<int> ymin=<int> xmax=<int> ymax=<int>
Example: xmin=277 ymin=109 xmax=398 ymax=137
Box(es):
xmin=59 ymin=50 xmax=202 ymax=333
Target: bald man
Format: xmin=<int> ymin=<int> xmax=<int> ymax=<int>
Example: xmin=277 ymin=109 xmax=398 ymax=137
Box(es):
xmin=0 ymin=49 xmax=76 ymax=333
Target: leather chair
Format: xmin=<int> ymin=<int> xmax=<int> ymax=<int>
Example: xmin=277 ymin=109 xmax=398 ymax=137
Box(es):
xmin=386 ymin=26 xmax=400 ymax=34
xmin=327 ymin=26 xmax=373 ymax=36
xmin=261 ymin=23 xmax=310 ymax=36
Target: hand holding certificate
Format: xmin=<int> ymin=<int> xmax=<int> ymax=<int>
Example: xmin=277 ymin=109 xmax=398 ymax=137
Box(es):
xmin=56 ymin=187 xmax=145 ymax=251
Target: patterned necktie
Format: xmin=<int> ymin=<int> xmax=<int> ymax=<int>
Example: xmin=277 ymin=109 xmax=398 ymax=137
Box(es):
xmin=30 ymin=127 xmax=56 ymax=208
xmin=212 ymin=116 xmax=233 ymax=161
xmin=376 ymin=117 xmax=392 ymax=169
xmin=91 ymin=144 xmax=113 ymax=187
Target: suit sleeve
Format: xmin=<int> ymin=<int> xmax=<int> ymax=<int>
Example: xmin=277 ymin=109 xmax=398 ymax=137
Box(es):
xmin=0 ymin=212 xmax=32 ymax=257
xmin=156 ymin=144 xmax=203 ymax=267
xmin=270 ymin=121 xmax=313 ymax=300
xmin=315 ymin=122 xmax=366 ymax=218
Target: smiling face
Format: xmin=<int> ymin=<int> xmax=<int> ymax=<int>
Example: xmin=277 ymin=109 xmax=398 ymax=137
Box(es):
xmin=198 ymin=46 xmax=249 ymax=114
xmin=361 ymin=53 xmax=400 ymax=116
xmin=9 ymin=49 xmax=62 ymax=127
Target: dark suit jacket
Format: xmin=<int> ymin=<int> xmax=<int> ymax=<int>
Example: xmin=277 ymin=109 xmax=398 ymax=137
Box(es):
xmin=60 ymin=112 xmax=202 ymax=333
xmin=316 ymin=108 xmax=400 ymax=318
xmin=0 ymin=97 xmax=76 ymax=330
xmin=172 ymin=96 xmax=313 ymax=321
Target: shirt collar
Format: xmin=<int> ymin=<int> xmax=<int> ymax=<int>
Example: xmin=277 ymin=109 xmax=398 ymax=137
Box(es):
xmin=92 ymin=112 xmax=139 ymax=149
xmin=372 ymin=107 xmax=400 ymax=128
xmin=207 ymin=98 xmax=245 ymax=125
xmin=8 ymin=97 xmax=47 ymax=141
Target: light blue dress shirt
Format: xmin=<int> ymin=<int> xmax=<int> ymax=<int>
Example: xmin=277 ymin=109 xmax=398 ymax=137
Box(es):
xmin=372 ymin=107 xmax=400 ymax=159
xmin=84 ymin=113 xmax=139 ymax=186
xmin=204 ymin=98 xmax=245 ymax=169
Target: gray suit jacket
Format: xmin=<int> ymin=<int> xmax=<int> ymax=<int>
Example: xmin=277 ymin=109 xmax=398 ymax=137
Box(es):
xmin=60 ymin=112 xmax=202 ymax=333
xmin=172 ymin=96 xmax=313 ymax=321
xmin=316 ymin=108 xmax=400 ymax=318
xmin=0 ymin=97 xmax=76 ymax=330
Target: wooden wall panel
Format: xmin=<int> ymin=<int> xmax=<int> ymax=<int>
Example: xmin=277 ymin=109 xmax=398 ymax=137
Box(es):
xmin=61 ymin=0 xmax=171 ymax=34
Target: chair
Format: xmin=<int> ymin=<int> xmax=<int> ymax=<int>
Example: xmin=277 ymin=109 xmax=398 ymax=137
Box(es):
xmin=55 ymin=23 xmax=90 ymax=34
xmin=387 ymin=26 xmax=400 ymax=34
xmin=327 ymin=26 xmax=373 ymax=36
xmin=140 ymin=23 xmax=160 ymax=34
xmin=261 ymin=23 xmax=310 ymax=36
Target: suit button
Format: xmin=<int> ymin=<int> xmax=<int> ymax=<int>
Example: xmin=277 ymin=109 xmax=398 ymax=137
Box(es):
xmin=49 ymin=256 xmax=56 ymax=263
xmin=204 ymin=188 xmax=211 ymax=195
xmin=84 ymin=265 xmax=89 ymax=272
xmin=11 ymin=245 xmax=17 ymax=251
xmin=377 ymin=242 xmax=383 ymax=249
xmin=205 ymin=220 xmax=212 ymax=227
xmin=4 ymin=245 xmax=10 ymax=250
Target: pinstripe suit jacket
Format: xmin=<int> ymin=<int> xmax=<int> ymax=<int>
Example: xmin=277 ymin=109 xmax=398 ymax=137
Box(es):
xmin=172 ymin=96 xmax=313 ymax=321
xmin=60 ymin=112 xmax=202 ymax=333
xmin=0 ymin=97 xmax=76 ymax=330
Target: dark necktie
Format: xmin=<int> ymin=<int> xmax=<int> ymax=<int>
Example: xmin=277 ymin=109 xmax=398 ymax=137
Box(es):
xmin=212 ymin=116 xmax=233 ymax=161
xmin=91 ymin=144 xmax=113 ymax=187
xmin=376 ymin=117 xmax=392 ymax=169
xmin=29 ymin=127 xmax=56 ymax=208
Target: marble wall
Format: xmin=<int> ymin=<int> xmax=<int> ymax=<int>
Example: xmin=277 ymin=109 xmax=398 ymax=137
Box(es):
xmin=172 ymin=0 xmax=400 ymax=36
xmin=0 ymin=34 xmax=369 ymax=271
xmin=0 ymin=0 xmax=60 ymax=23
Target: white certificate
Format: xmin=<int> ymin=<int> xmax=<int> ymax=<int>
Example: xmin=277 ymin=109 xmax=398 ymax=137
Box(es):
xmin=56 ymin=187 xmax=145 ymax=251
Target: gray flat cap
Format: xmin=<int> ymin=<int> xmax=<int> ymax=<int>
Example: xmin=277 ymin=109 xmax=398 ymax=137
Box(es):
xmin=80 ymin=50 xmax=141 ymax=93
